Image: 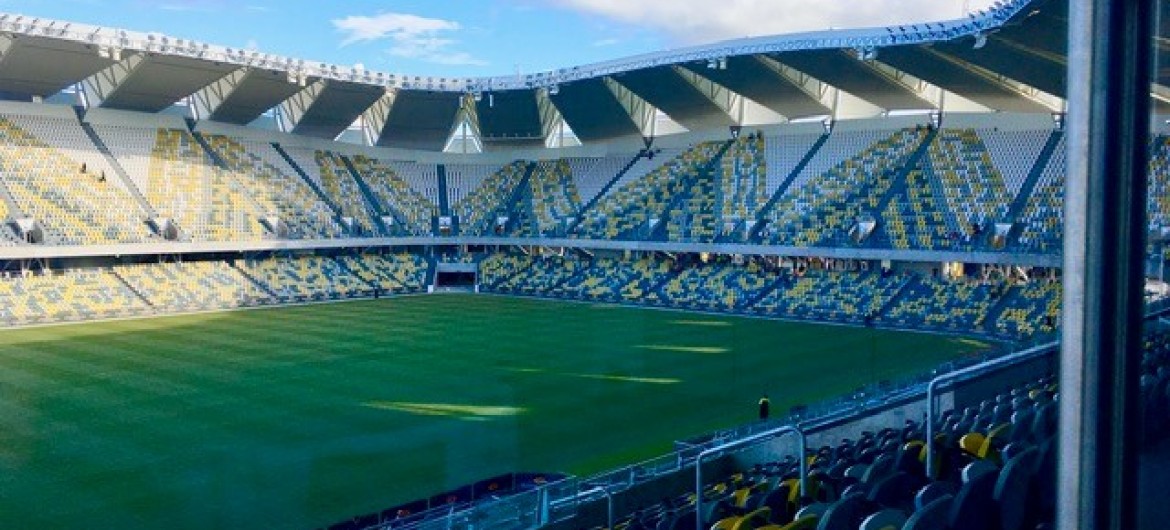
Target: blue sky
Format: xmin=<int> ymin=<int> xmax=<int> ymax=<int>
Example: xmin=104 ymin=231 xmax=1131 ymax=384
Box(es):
xmin=0 ymin=0 xmax=995 ymax=78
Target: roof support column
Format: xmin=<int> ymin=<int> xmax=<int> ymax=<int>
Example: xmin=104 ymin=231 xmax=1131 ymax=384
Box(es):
xmin=360 ymin=89 xmax=397 ymax=146
xmin=80 ymin=52 xmax=144 ymax=108
xmin=190 ymin=67 xmax=249 ymax=120
xmin=603 ymin=77 xmax=657 ymax=138
xmin=758 ymin=55 xmax=884 ymax=120
xmin=275 ymin=79 xmax=326 ymax=133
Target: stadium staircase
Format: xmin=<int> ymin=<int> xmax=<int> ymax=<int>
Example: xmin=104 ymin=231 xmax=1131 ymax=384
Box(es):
xmin=425 ymin=256 xmax=438 ymax=290
xmin=228 ymin=261 xmax=281 ymax=300
xmin=740 ymin=275 xmax=788 ymax=309
xmin=873 ymin=128 xmax=937 ymax=219
xmin=332 ymin=256 xmax=380 ymax=293
xmin=1006 ymin=130 xmax=1064 ymax=248
xmin=435 ymin=165 xmax=451 ymax=216
xmin=76 ymin=116 xmax=159 ymax=218
xmin=869 ymin=274 xmax=917 ymax=321
xmin=866 ymin=128 xmax=939 ymax=246
xmin=981 ymin=284 xmax=1023 ymax=334
xmin=651 ymin=140 xmax=734 ymax=241
xmin=337 ymin=154 xmax=399 ymax=235
xmin=517 ymin=178 xmax=542 ymax=236
xmin=748 ymin=134 xmax=830 ymax=243
xmin=110 ymin=269 xmax=156 ymax=308
xmin=248 ymin=140 xmax=351 ymax=235
xmin=502 ymin=162 xmax=538 ymax=235
xmin=269 ymin=144 xmax=356 ymax=230
xmin=0 ymin=179 xmax=25 ymax=221
xmin=567 ymin=151 xmax=653 ymax=234
xmin=647 ymin=262 xmax=686 ymax=303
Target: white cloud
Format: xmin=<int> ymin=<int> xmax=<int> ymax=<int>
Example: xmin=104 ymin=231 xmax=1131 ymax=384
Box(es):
xmin=592 ymin=37 xmax=622 ymax=47
xmin=552 ymin=0 xmax=999 ymax=45
xmin=332 ymin=12 xmax=487 ymax=66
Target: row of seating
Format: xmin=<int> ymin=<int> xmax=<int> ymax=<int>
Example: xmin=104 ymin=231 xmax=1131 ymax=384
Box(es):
xmin=718 ymin=136 xmax=768 ymax=230
xmin=3 ymin=114 xmax=1161 ymax=258
xmin=0 ymin=253 xmax=429 ymax=327
xmin=201 ymin=133 xmax=344 ymax=239
xmin=452 ymin=161 xmax=529 ymax=235
xmin=762 ymin=129 xmax=926 ymax=247
xmin=479 ymin=252 xmax=1059 ymax=341
xmin=346 ymin=154 xmax=439 ymax=236
xmin=528 ymin=159 xmax=584 ymax=236
xmin=623 ymin=322 xmax=1170 ymax=530
xmin=0 ymin=117 xmax=151 ymax=244
xmin=145 ymin=129 xmax=266 ymax=241
xmin=573 ymin=143 xmax=724 ymax=241
xmin=314 ymin=150 xmax=383 ymax=234
xmin=597 ymin=328 xmax=1170 ymax=530
xmin=602 ymin=371 xmax=1065 ymax=530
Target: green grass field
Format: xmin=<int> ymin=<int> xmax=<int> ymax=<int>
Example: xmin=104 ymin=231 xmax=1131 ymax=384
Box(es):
xmin=0 ymin=294 xmax=986 ymax=529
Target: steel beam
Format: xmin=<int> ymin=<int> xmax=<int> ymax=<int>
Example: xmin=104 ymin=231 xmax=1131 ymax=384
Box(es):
xmin=80 ymin=52 xmax=144 ymax=108
xmin=360 ymin=89 xmax=397 ymax=147
xmin=190 ymin=67 xmax=249 ymax=120
xmin=275 ymin=79 xmax=326 ymax=133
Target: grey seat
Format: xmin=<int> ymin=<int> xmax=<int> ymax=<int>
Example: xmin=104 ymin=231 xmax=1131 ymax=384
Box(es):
xmin=859 ymin=509 xmax=907 ymax=530
xmin=903 ymin=494 xmax=953 ymax=530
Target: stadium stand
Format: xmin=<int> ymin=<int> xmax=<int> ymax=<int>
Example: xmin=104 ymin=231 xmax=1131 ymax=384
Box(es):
xmin=0 ymin=269 xmax=150 ymax=324
xmin=0 ymin=196 xmax=22 ymax=245
xmin=307 ymin=150 xmax=383 ymax=235
xmin=879 ymin=275 xmax=1000 ymax=332
xmin=717 ymin=134 xmax=767 ymax=240
xmin=338 ymin=253 xmax=430 ymax=293
xmin=572 ymin=142 xmax=725 ymax=241
xmin=752 ymin=267 xmax=909 ymax=324
xmin=567 ymin=155 xmax=632 ymax=208
xmin=1016 ymin=135 xmax=1067 ymax=253
xmin=113 ymin=260 xmax=256 ymax=311
xmin=236 ymin=254 xmax=369 ymax=301
xmin=992 ymin=279 xmax=1063 ymax=338
xmin=200 ymin=134 xmax=344 ymax=239
xmin=113 ymin=128 xmax=269 ymax=241
xmin=0 ymin=116 xmax=151 ymax=244
xmin=451 ymin=161 xmax=529 ymax=235
xmin=1148 ymin=135 xmax=1170 ymax=236
xmin=761 ymin=128 xmax=928 ymax=247
xmin=348 ymin=155 xmax=440 ymax=235
xmin=526 ymin=159 xmax=584 ymax=237
xmin=478 ymin=251 xmax=1060 ymax=342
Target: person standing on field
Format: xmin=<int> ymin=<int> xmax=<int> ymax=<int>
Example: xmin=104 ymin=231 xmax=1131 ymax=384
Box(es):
xmin=758 ymin=395 xmax=771 ymax=420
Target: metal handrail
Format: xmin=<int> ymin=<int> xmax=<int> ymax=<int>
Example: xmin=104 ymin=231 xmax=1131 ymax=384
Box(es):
xmin=923 ymin=341 xmax=1057 ymax=478
xmin=695 ymin=425 xmax=805 ymax=530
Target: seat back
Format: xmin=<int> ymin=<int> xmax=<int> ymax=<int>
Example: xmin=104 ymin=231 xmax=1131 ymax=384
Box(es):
xmin=858 ymin=509 xmax=907 ymax=530
xmin=948 ymin=467 xmax=999 ymax=530
xmin=904 ymin=494 xmax=954 ymax=530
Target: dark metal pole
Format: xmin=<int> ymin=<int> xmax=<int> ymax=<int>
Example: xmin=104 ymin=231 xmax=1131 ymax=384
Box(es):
xmin=1060 ymin=0 xmax=1152 ymax=529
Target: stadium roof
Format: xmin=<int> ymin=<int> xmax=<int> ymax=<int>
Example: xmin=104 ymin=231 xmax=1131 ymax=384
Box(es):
xmin=0 ymin=0 xmax=1147 ymax=150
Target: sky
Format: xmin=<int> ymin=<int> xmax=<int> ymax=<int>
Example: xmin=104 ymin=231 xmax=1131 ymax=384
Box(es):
xmin=0 ymin=0 xmax=998 ymax=78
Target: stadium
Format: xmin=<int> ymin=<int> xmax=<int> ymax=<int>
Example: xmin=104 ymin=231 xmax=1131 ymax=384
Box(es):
xmin=0 ymin=0 xmax=1165 ymax=529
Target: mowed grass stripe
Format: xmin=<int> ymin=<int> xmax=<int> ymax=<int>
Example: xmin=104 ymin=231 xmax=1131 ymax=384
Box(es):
xmin=0 ymin=294 xmax=984 ymax=529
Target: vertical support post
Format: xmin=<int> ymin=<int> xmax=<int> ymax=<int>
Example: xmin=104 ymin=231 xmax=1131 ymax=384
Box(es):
xmin=1059 ymin=0 xmax=1152 ymax=529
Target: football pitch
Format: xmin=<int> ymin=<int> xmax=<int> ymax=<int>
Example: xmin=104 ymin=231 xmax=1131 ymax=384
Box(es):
xmin=0 ymin=294 xmax=987 ymax=529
